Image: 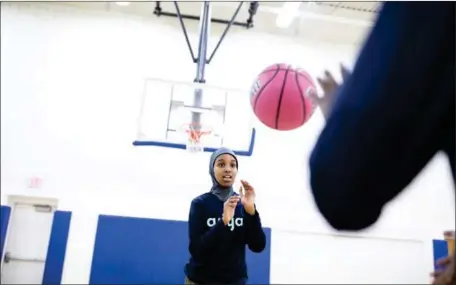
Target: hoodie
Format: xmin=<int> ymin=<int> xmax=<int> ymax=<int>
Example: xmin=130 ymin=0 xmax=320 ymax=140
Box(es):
xmin=184 ymin=148 xmax=266 ymax=284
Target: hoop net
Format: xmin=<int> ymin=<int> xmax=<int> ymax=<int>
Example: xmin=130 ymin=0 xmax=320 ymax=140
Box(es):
xmin=182 ymin=123 xmax=213 ymax=153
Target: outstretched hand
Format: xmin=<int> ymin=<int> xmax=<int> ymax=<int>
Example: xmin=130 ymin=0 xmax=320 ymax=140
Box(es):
xmin=431 ymin=231 xmax=455 ymax=285
xmin=307 ymin=63 xmax=351 ymax=120
xmin=239 ymin=180 xmax=256 ymax=215
xmin=431 ymin=255 xmax=455 ymax=285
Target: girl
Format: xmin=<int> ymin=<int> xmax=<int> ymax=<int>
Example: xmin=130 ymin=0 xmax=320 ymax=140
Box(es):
xmin=184 ymin=147 xmax=266 ymax=285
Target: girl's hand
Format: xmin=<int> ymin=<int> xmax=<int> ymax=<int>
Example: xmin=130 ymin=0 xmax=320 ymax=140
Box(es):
xmin=240 ymin=180 xmax=256 ymax=215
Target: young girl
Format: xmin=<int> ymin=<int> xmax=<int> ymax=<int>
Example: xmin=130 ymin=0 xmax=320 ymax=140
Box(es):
xmin=184 ymin=147 xmax=266 ymax=285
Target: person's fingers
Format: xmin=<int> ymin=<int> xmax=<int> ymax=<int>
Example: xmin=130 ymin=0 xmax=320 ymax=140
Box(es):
xmin=317 ymin=77 xmax=329 ymax=89
xmin=324 ymin=70 xmax=336 ymax=83
xmin=432 ymin=256 xmax=455 ymax=285
xmin=226 ymin=199 xmax=237 ymax=208
xmin=306 ymin=87 xmax=318 ymax=97
xmin=432 ymin=274 xmax=452 ymax=285
xmin=241 ymin=180 xmax=252 ymax=189
xmin=225 ymin=196 xmax=239 ymax=206
xmin=230 ymin=196 xmax=240 ymax=201
xmin=244 ymin=184 xmax=254 ymax=194
xmin=317 ymin=77 xmax=325 ymax=86
xmin=306 ymin=86 xmax=321 ymax=103
xmin=240 ymin=181 xmax=251 ymax=193
xmin=436 ymin=256 xmax=452 ymax=266
xmin=317 ymin=76 xmax=336 ymax=94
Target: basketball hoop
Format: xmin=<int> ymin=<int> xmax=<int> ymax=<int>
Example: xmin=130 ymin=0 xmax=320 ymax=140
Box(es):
xmin=182 ymin=123 xmax=213 ymax=153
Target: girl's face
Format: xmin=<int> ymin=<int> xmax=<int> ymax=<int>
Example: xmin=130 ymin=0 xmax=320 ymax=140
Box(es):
xmin=213 ymin=154 xmax=238 ymax=187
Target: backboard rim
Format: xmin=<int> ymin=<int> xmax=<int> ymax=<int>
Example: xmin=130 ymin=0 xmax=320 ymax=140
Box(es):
xmin=132 ymin=128 xmax=256 ymax=157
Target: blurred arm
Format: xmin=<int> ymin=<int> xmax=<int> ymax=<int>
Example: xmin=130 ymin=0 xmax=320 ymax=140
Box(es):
xmin=309 ymin=2 xmax=455 ymax=230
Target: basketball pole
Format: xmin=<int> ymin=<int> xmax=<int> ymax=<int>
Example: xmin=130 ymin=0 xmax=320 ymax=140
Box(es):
xmin=191 ymin=2 xmax=212 ymax=131
xmin=168 ymin=1 xmax=258 ymax=132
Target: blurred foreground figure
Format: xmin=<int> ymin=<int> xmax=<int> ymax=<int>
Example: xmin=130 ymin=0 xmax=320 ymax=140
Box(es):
xmin=309 ymin=1 xmax=455 ymax=231
xmin=309 ymin=2 xmax=454 ymax=283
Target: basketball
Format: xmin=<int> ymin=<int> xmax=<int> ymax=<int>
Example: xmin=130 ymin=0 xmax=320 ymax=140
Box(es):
xmin=250 ymin=63 xmax=317 ymax=130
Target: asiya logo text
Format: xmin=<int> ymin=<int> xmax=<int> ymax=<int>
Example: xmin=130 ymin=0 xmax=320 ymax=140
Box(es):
xmin=206 ymin=217 xmax=243 ymax=231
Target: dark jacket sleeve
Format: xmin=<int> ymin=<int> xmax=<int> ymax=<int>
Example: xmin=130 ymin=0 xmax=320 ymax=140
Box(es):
xmin=188 ymin=199 xmax=231 ymax=259
xmin=309 ymin=2 xmax=455 ymax=231
xmin=244 ymin=207 xmax=266 ymax=253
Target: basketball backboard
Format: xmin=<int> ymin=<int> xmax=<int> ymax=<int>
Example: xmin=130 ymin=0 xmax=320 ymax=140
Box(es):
xmin=133 ymin=78 xmax=256 ymax=156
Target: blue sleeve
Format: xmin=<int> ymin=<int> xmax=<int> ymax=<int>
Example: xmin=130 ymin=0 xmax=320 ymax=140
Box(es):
xmin=309 ymin=2 xmax=455 ymax=231
xmin=188 ymin=199 xmax=231 ymax=259
xmin=244 ymin=207 xmax=266 ymax=253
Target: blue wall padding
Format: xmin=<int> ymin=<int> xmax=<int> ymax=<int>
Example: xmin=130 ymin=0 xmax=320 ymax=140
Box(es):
xmin=90 ymin=214 xmax=271 ymax=285
xmin=245 ymin=226 xmax=271 ymax=285
xmin=42 ymin=210 xmax=72 ymax=285
xmin=0 ymin=205 xmax=12 ymax=260
xmin=433 ymin=239 xmax=449 ymax=271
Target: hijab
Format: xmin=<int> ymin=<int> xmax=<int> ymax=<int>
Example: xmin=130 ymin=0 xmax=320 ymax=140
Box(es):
xmin=209 ymin=147 xmax=238 ymax=202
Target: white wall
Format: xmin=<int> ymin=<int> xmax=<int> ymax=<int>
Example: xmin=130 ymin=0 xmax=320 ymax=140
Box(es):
xmin=1 ymin=3 xmax=454 ymax=284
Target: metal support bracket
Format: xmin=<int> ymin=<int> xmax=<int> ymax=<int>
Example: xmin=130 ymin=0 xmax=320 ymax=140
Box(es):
xmin=154 ymin=1 xmax=259 ymax=66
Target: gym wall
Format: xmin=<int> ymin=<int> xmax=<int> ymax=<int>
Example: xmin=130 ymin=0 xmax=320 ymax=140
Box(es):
xmin=1 ymin=3 xmax=454 ymax=284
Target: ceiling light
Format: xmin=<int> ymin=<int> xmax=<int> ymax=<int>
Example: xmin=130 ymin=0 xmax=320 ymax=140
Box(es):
xmin=115 ymin=2 xmax=130 ymax=7
xmin=276 ymin=2 xmax=302 ymax=29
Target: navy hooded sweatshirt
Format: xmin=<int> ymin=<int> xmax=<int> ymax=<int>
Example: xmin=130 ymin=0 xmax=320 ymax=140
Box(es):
xmin=185 ymin=148 xmax=266 ymax=284
xmin=309 ymin=2 xmax=455 ymax=231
